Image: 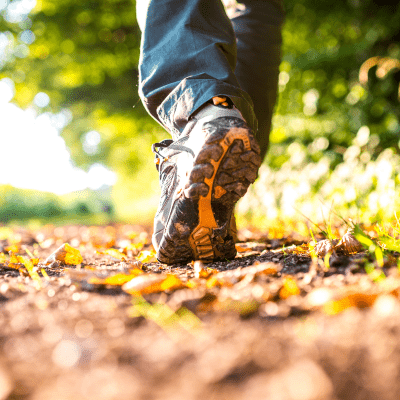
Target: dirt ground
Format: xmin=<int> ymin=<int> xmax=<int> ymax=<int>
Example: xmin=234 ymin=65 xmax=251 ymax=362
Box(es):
xmin=1 ymin=224 xmax=400 ymax=400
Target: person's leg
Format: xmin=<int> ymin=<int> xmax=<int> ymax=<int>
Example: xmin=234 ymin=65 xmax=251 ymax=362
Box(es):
xmin=226 ymin=0 xmax=284 ymax=160
xmin=136 ymin=0 xmax=257 ymax=139
xmin=137 ymin=0 xmax=262 ymax=264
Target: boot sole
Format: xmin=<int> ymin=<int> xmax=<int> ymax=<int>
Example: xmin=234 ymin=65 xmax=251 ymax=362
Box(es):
xmin=157 ymin=117 xmax=261 ymax=265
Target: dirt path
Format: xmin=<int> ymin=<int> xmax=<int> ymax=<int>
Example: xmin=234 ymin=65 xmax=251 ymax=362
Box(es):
xmin=1 ymin=224 xmax=400 ymax=400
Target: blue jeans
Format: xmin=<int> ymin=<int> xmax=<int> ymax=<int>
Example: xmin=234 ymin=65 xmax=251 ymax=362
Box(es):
xmin=137 ymin=0 xmax=284 ymax=160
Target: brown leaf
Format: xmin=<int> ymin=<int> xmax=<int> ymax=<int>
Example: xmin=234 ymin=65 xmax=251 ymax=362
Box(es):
xmin=335 ymin=229 xmax=363 ymax=255
xmin=311 ymin=239 xmax=339 ymax=257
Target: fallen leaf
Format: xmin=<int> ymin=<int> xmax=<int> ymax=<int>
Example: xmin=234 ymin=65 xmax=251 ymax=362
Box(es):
xmin=8 ymin=253 xmax=24 ymax=269
xmin=236 ymin=242 xmax=268 ymax=253
xmin=279 ymin=276 xmax=300 ymax=299
xmin=336 ymin=229 xmax=363 ymax=254
xmin=311 ymin=239 xmax=338 ymax=257
xmin=0 ymin=252 xmax=7 ymax=263
xmin=45 ymin=243 xmax=83 ymax=265
xmin=89 ymin=269 xmax=144 ymax=286
xmin=311 ymin=229 xmax=363 ymax=257
xmin=5 ymin=244 xmax=20 ymax=254
xmin=136 ymin=250 xmax=157 ymax=263
xmin=206 ymin=262 xmax=279 ymax=288
xmin=292 ymin=243 xmax=311 ymax=255
xmin=235 ymin=244 xmax=249 ymax=253
xmin=122 ymin=273 xmax=185 ymax=295
xmin=97 ymin=248 xmax=127 ymax=261
xmin=323 ymin=292 xmax=378 ymax=315
xmin=8 ymin=253 xmax=38 ymax=269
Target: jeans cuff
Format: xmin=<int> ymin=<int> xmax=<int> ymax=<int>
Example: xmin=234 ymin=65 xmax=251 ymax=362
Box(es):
xmin=156 ymin=74 xmax=258 ymax=140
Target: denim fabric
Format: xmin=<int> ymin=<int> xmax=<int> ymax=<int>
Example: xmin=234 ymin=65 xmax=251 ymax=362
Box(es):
xmin=137 ymin=0 xmax=284 ymax=159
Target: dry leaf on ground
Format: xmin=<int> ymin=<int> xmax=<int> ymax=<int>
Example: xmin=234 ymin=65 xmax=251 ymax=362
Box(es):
xmin=45 ymin=243 xmax=83 ymax=265
xmin=96 ymin=248 xmax=127 ymax=261
xmin=123 ymin=273 xmax=185 ymax=295
xmin=136 ymin=250 xmax=157 ymax=263
xmin=206 ymin=262 xmax=280 ymax=288
xmin=88 ymin=270 xmax=144 ymax=286
xmin=279 ymin=276 xmax=300 ymax=299
xmin=8 ymin=253 xmax=39 ymax=269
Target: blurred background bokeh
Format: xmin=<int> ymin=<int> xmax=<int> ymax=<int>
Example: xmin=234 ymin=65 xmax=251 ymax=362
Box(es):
xmin=0 ymin=0 xmax=399 ymax=228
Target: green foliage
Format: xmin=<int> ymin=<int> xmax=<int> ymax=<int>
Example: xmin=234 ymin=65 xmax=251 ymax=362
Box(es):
xmin=0 ymin=185 xmax=114 ymax=224
xmin=0 ymin=0 xmax=163 ymax=177
xmin=269 ymin=0 xmax=400 ymax=172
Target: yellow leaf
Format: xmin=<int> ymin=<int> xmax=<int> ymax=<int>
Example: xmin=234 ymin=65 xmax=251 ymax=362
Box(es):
xmin=89 ymin=269 xmax=143 ymax=286
xmin=45 ymin=243 xmax=83 ymax=265
xmin=5 ymin=244 xmax=20 ymax=254
xmin=123 ymin=273 xmax=184 ymax=295
xmin=279 ymin=276 xmax=300 ymax=299
xmin=159 ymin=274 xmax=185 ymax=292
xmin=97 ymin=248 xmax=127 ymax=261
xmin=137 ymin=250 xmax=157 ymax=263
xmin=8 ymin=253 xmax=25 ymax=269
xmin=63 ymin=244 xmax=83 ymax=265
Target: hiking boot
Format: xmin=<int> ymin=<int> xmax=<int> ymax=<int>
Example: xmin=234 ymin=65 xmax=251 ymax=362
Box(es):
xmin=152 ymin=96 xmax=261 ymax=265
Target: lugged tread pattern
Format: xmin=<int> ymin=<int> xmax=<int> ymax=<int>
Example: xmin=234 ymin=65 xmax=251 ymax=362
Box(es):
xmin=156 ymin=116 xmax=261 ymax=265
xmin=214 ymin=143 xmax=261 ymax=207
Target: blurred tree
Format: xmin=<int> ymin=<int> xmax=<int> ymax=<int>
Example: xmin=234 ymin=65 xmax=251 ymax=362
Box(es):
xmin=269 ymin=0 xmax=400 ymax=170
xmin=0 ymin=0 xmax=162 ymax=177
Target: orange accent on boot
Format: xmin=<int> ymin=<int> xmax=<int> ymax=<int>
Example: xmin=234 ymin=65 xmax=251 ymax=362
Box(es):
xmin=214 ymin=186 xmax=227 ymax=199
